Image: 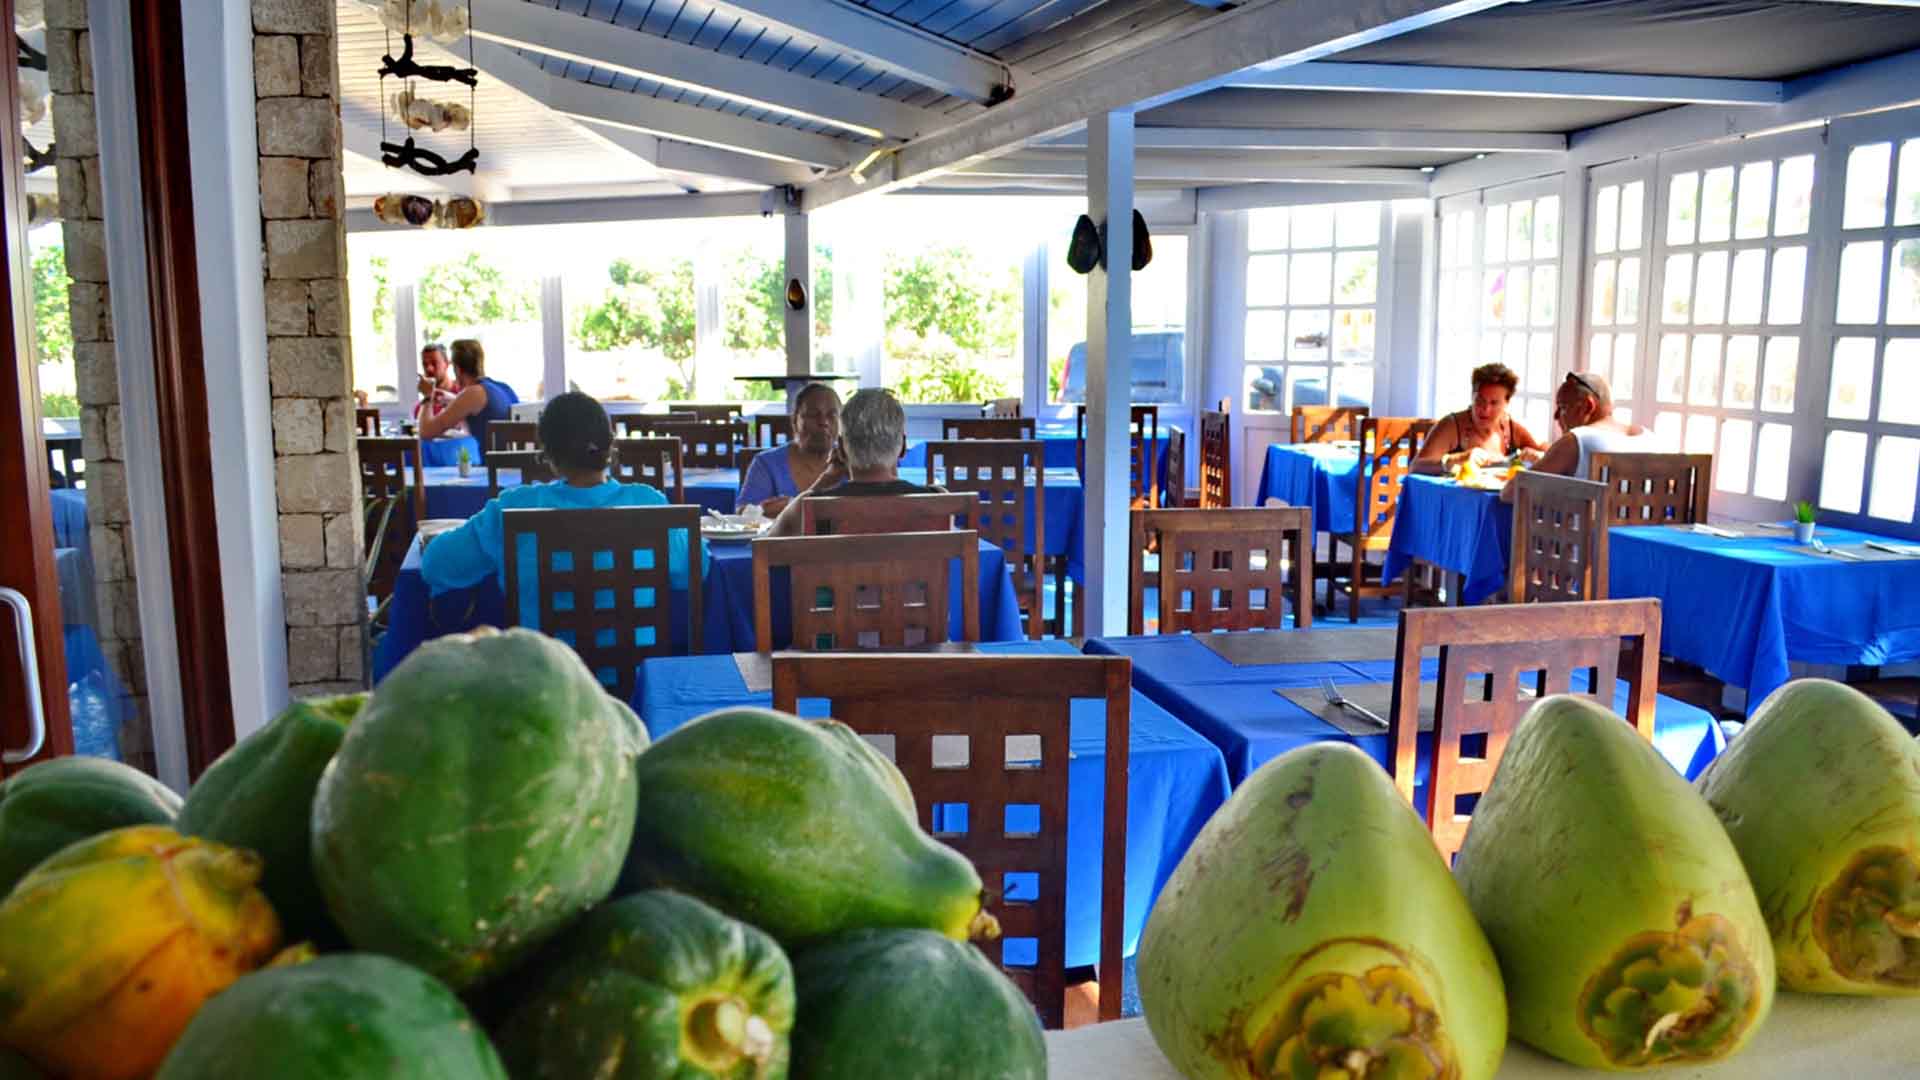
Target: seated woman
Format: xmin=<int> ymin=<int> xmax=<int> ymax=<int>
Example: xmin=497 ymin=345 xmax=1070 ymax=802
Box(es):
xmin=1413 ymin=362 xmax=1547 ymax=474
xmin=735 ymin=382 xmax=842 ymax=516
xmin=767 ymin=388 xmax=940 ymax=537
xmin=416 ymin=339 xmax=518 ymax=456
xmin=422 ymin=391 xmax=708 ymax=593
xmin=1520 ymin=370 xmax=1653 ymax=482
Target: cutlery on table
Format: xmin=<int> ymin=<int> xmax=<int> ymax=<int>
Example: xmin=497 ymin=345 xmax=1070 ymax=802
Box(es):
xmin=1866 ymin=540 xmax=1920 ymax=556
xmin=1320 ymin=677 xmax=1389 ymax=729
xmin=1809 ymin=538 xmax=1864 ymax=560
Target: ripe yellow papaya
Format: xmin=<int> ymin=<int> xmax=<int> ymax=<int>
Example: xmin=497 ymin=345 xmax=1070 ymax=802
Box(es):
xmin=1696 ymin=679 xmax=1920 ymax=994
xmin=0 ymin=825 xmax=281 ymax=1080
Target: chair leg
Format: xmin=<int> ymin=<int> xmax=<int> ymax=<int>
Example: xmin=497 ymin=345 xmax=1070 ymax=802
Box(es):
xmin=1349 ymin=544 xmax=1362 ymax=624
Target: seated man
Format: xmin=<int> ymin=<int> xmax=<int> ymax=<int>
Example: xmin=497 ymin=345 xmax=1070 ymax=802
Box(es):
xmin=767 ymin=387 xmax=939 ymax=537
xmin=1506 ymin=371 xmax=1652 ymax=497
xmin=735 ymin=382 xmax=841 ymax=516
xmin=423 ymin=391 xmax=708 ymax=593
xmin=417 ymin=339 xmax=518 ymax=456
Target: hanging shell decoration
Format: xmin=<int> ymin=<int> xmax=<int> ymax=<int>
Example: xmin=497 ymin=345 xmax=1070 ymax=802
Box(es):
xmin=392 ymin=88 xmax=471 ymax=133
xmin=379 ymin=0 xmax=467 ymax=43
xmin=373 ymin=193 xmax=485 ymax=230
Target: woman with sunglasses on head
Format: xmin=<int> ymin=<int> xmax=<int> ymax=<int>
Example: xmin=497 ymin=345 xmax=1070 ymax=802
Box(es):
xmin=1413 ymin=362 xmax=1548 ymax=474
xmin=1511 ymin=370 xmax=1652 ymax=486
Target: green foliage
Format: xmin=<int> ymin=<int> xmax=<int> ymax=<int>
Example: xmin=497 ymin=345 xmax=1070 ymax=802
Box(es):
xmin=31 ymin=242 xmax=73 ymax=369
xmin=883 ymin=247 xmax=1019 ymax=405
xmin=40 ymin=391 xmax=79 ymax=418
xmin=569 ymin=257 xmax=698 ymax=398
xmin=368 ymin=255 xmax=391 ymax=336
xmin=726 ymin=253 xmax=783 ymax=355
xmin=1794 ymin=500 xmax=1817 ymax=524
xmin=416 ymin=252 xmax=539 ymax=342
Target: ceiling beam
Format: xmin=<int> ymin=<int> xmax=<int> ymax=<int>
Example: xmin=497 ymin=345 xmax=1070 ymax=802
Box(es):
xmin=701 ymin=0 xmax=1016 ymax=104
xmin=347 ymin=190 xmax=768 ymax=232
xmin=957 ymin=151 xmax=1428 ymax=184
xmin=575 ymin=118 xmax=816 ymax=189
xmin=1040 ymin=125 xmax=1566 ymax=152
xmin=460 ymin=0 xmax=936 ymax=140
xmin=1224 ymin=61 xmax=1785 ymax=104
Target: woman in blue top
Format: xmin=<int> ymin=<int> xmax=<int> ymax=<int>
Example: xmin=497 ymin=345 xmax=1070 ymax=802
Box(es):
xmin=735 ymin=382 xmax=841 ymax=515
xmin=422 ymin=391 xmax=708 ymax=595
xmin=418 ymin=338 xmax=518 ymax=456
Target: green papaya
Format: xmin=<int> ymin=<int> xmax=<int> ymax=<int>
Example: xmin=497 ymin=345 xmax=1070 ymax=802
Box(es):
xmin=791 ymin=929 xmax=1043 ymax=1080
xmin=1455 ymin=695 xmax=1773 ymax=1070
xmin=178 ymin=693 xmax=362 ymax=944
xmin=617 ymin=708 xmax=991 ymax=947
xmin=1696 ymin=678 xmax=1920 ymax=994
xmin=153 ymin=953 xmax=507 ymax=1079
xmin=1140 ymin=742 xmax=1506 ymax=1080
xmin=495 ymin=890 xmax=795 ymax=1079
xmin=312 ymin=627 xmax=646 ymax=991
xmin=0 ymin=757 xmax=179 ymax=897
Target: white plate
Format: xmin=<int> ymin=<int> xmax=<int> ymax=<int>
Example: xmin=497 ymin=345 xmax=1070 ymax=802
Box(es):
xmin=417 ymin=519 xmax=464 ymax=548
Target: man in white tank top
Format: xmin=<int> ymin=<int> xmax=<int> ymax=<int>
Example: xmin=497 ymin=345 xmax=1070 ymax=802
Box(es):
xmin=1508 ymin=372 xmax=1652 ymax=490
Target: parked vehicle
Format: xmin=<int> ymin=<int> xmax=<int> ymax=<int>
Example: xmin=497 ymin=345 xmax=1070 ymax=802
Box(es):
xmin=1058 ymin=330 xmax=1184 ymax=404
xmin=1245 ymin=368 xmax=1369 ymax=413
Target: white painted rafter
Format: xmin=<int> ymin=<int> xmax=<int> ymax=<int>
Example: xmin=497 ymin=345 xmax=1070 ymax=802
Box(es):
xmin=574 ymin=118 xmax=816 ymax=190
xmin=958 ymin=151 xmax=1428 ymax=185
xmin=700 ymin=0 xmax=1018 ymax=104
xmin=1224 ymin=61 xmax=1785 ymax=104
xmin=1040 ymin=126 xmax=1566 ymax=153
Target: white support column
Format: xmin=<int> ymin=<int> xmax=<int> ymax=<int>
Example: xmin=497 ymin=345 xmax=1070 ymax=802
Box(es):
xmin=841 ymin=232 xmax=882 ymax=390
xmin=784 ymin=211 xmax=812 ymax=389
xmin=393 ymin=284 xmax=420 ymax=415
xmin=1085 ymin=111 xmax=1135 ymax=637
xmin=540 ymin=276 xmax=567 ymax=400
xmin=1021 ymin=242 xmax=1049 ymax=416
xmin=694 ymin=248 xmax=723 ymax=402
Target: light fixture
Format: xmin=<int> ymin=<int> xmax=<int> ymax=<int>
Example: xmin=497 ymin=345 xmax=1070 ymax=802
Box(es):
xmin=849 ymin=147 xmax=889 ymax=186
xmin=786 ymin=278 xmax=808 ymax=310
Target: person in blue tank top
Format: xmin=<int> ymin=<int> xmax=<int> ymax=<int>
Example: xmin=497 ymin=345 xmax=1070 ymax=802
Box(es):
xmin=418 ymin=338 xmax=518 ymax=456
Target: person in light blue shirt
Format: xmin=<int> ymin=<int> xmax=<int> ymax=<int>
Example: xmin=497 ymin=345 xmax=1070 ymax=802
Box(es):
xmin=735 ymin=382 xmax=841 ymax=514
xmin=423 ymin=391 xmax=709 ymax=595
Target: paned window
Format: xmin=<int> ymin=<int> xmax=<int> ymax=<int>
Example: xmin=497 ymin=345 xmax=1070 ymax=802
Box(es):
xmin=1242 ymin=202 xmax=1382 ymax=413
xmin=1437 ymin=185 xmax=1561 ymax=437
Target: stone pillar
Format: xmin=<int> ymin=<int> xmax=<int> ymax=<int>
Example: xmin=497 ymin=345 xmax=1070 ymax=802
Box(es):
xmin=254 ymin=0 xmax=365 ymax=696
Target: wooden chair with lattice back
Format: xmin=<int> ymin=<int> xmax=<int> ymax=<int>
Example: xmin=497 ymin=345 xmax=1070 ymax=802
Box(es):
xmin=734 ymin=447 xmax=764 ymax=501
xmin=357 ymin=437 xmax=425 ymax=608
xmin=1388 ymin=599 xmax=1660 ymax=858
xmin=1076 ymin=404 xmax=1160 ymax=505
xmin=487 ymin=420 xmax=539 ymax=454
xmin=944 ymin=417 xmax=1037 ymax=441
xmin=1589 ymin=452 xmax=1712 ymax=526
xmin=502 ymin=505 xmax=703 ymax=701
xmin=801 ymin=492 xmax=975 ymax=536
xmin=753 ymin=414 xmax=792 ymax=448
xmin=1332 ymin=417 xmax=1433 ymax=622
xmin=1198 ymin=400 xmax=1231 ymax=509
xmin=1509 ymin=472 xmax=1610 ymax=603
xmin=751 ymin=532 xmax=979 ymax=653
xmin=1129 ymin=506 xmax=1313 ymax=634
xmin=1291 ymin=405 xmax=1368 ymax=445
xmin=635 ymin=418 xmax=745 ymax=470
xmin=486 ymin=449 xmax=556 ymax=496
xmin=1163 ymin=428 xmax=1190 ymax=507
xmin=982 ymin=397 xmax=1022 ymax=418
xmin=771 ymin=652 xmax=1131 ymax=1029
xmin=355 ymin=407 xmax=381 ymax=436
xmin=612 ymin=437 xmax=685 ymax=504
xmin=926 ymin=440 xmax=1046 ymax=640
xmin=668 ymin=403 xmax=746 ymax=423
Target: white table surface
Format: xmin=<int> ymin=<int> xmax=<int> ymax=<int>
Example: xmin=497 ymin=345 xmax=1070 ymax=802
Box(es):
xmin=1045 ymin=993 xmax=1919 ymax=1078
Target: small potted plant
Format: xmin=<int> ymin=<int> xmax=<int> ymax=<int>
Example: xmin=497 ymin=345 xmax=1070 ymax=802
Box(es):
xmin=456 ymin=445 xmax=472 ymax=479
xmin=1793 ymin=500 xmax=1817 ymax=544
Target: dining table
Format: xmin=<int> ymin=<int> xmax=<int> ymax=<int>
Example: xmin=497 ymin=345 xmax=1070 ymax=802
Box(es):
xmin=407 ymin=435 xmax=481 ymax=469
xmin=900 ymin=426 xmax=1175 ymax=495
xmin=1382 ymin=473 xmax=1512 ymax=604
xmin=636 ymin=639 xmax=1232 ymax=969
xmin=1256 ymin=443 xmax=1361 ymax=533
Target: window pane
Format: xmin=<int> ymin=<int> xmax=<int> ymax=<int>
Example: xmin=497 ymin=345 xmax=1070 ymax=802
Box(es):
xmin=1529 ymin=332 xmax=1554 ymax=390
xmin=1507 ymin=267 xmax=1531 ymax=327
xmin=1290 ymin=309 xmax=1330 ymax=363
xmin=882 ymin=234 xmax=1023 ymax=404
xmin=1761 ymin=336 xmax=1798 ymax=414
xmin=1838 ymin=242 xmax=1886 ymax=324
xmin=1735 ymin=161 xmax=1773 ymax=239
xmin=1293 ymin=205 xmax=1334 ymax=249
xmin=1828 ymin=337 xmax=1876 ymax=421
xmin=1247 ymin=253 xmax=1288 ymax=306
xmin=1700 ymin=166 xmax=1735 ymax=243
xmin=1663 ymin=253 xmax=1694 ymax=322
xmin=1717 ymin=417 xmax=1755 ymax=493
xmin=1503 ymin=331 xmax=1528 ymax=374
xmin=1590 ymin=332 xmax=1613 ymax=376
xmin=1245 ymin=363 xmax=1282 ymax=412
xmin=1654 ymin=411 xmax=1685 ymax=451
xmin=1440 ymin=212 xmax=1461 ymax=268
xmin=1667 ymin=172 xmax=1699 ymax=245
xmin=1774 ymin=155 xmax=1815 ymax=236
xmin=1723 ymin=335 xmax=1759 ymax=409
xmin=1508 ymin=200 xmax=1533 ymax=262
xmin=1484 ymin=268 xmax=1508 ymax=325
xmin=1484 ymin=204 xmax=1508 ymax=264
xmin=1689 ymin=334 xmax=1723 ymax=405
xmin=1245 ymin=310 xmax=1287 ymax=363
xmin=1880 ymin=338 xmax=1920 ymax=425
xmin=1522 ymin=397 xmax=1551 ymax=439
xmin=1844 ymin=142 xmax=1893 ymax=230
xmin=1615 ymin=258 xmax=1641 ymax=326
xmin=1613 ymin=333 xmax=1638 ymax=401
xmin=1727 ymin=248 xmax=1765 ymax=325
xmin=1768 ymin=246 xmax=1806 ymax=325
xmin=1285 ymin=366 xmax=1331 ymax=411
xmin=1898 ymin=139 xmax=1920 ymax=228
xmin=1333 ymin=364 xmax=1375 ymax=408
xmin=1336 ymin=202 xmax=1379 ymax=248
xmin=1657 ymin=334 xmax=1688 ymax=403
xmin=1249 ymin=206 xmax=1289 ymax=250
xmin=1591 ymin=259 xmax=1617 ymax=324
xmin=1820 ymin=430 xmax=1868 ymax=513
xmin=1438 ymin=272 xmax=1460 ymax=330
xmin=1869 ymin=435 xmax=1920 ymax=522
xmin=1594 ymin=185 xmax=1619 ymax=255
xmin=1619 ymin=182 xmax=1645 ymax=251
xmin=1693 ymin=251 xmax=1729 ymax=325
xmin=1889 ymin=240 xmax=1920 ymax=325
xmin=1685 ymin=413 xmax=1718 ymax=455
xmin=1532 ymin=265 xmax=1558 ymax=327
xmin=1289 ymin=251 xmax=1332 ymax=305
xmin=1535 ymin=196 xmax=1561 ymax=260
xmin=1334 ymin=250 xmax=1378 ymax=304
xmin=1334 ymin=309 xmax=1376 ymax=365
xmin=1754 ymin=423 xmax=1792 ymax=502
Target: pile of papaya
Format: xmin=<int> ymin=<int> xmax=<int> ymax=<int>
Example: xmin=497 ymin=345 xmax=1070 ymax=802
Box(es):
xmin=0 ymin=627 xmax=1041 ymax=1079
xmin=1140 ymin=679 xmax=1920 ymax=1078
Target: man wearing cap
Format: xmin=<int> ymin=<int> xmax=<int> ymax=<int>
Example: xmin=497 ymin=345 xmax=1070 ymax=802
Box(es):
xmin=1516 ymin=371 xmax=1654 ymax=484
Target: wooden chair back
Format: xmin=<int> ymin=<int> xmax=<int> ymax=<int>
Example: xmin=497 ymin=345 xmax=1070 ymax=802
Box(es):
xmin=1163 ymin=428 xmax=1188 ymax=507
xmin=982 ymin=397 xmax=1022 ymax=418
xmin=1509 ymin=472 xmax=1610 ymax=603
xmin=355 ymin=407 xmax=381 ymax=436
xmin=1075 ymin=404 xmax=1160 ymax=504
xmin=801 ymin=492 xmax=975 ymax=536
xmin=1291 ymin=405 xmax=1368 ymax=444
xmin=1354 ymin=418 xmax=1432 ymax=548
xmin=735 ymin=446 xmax=764 ymax=489
xmin=487 ymin=420 xmax=539 ymax=454
xmin=487 ymin=449 xmax=556 ymax=496
xmin=612 ymin=437 xmax=686 ymax=504
xmin=943 ymin=417 xmax=1036 ymax=441
xmin=357 ymin=437 xmax=425 ymax=601
xmin=771 ymin=652 xmax=1131 ymax=1028
xmin=751 ymin=531 xmax=979 ymax=653
xmin=926 ymin=439 xmax=1046 ymax=640
xmin=753 ymin=414 xmax=792 ymax=448
xmin=1589 ymin=452 xmax=1711 ymax=526
xmin=1129 ymin=506 xmax=1314 ymax=634
xmin=632 ymin=418 xmax=744 ymax=469
xmin=1389 ymin=599 xmax=1660 ymax=859
xmin=502 ymin=505 xmax=703 ymax=701
xmin=668 ymin=403 xmax=745 ymax=423
xmin=1198 ymin=401 xmax=1231 ymax=508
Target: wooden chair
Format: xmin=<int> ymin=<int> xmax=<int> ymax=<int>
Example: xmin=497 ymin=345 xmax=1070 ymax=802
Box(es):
xmin=358 ymin=437 xmax=426 ymax=608
xmin=801 ymin=492 xmax=975 ymax=536
xmin=1198 ymin=400 xmax=1231 ymax=509
xmin=771 ymin=652 xmax=1131 ymax=1028
xmin=753 ymin=414 xmax=792 ymax=448
xmin=1163 ymin=427 xmax=1190 ymax=507
xmin=355 ymin=407 xmax=381 ymax=437
xmin=44 ymin=435 xmax=83 ymax=489
xmin=943 ymin=417 xmax=1036 ymax=441
xmin=612 ymin=437 xmax=685 ymax=504
xmin=1075 ymin=404 xmax=1160 ymax=505
xmin=735 ymin=446 xmax=764 ymax=490
xmin=1291 ymin=405 xmax=1368 ymax=445
xmin=1389 ymin=599 xmax=1660 ymax=859
xmin=1332 ymin=417 xmax=1433 ymax=622
xmin=1509 ymin=472 xmax=1610 ymax=603
xmin=487 ymin=420 xmax=539 ymax=454
xmin=487 ymin=449 xmax=556 ymax=496
xmin=502 ymin=505 xmax=703 ymax=701
xmin=1589 ymin=452 xmax=1712 ymax=526
xmin=1129 ymin=506 xmax=1313 ymax=633
xmin=668 ymin=403 xmax=746 ymax=423
xmin=982 ymin=397 xmax=1022 ymax=418
xmin=927 ymin=439 xmax=1046 ymax=641
xmin=630 ymin=418 xmax=745 ymax=469
xmin=751 ymin=531 xmax=979 ymax=653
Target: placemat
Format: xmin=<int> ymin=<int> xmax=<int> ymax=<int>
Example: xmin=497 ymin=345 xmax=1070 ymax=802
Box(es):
xmin=1196 ymin=628 xmax=1401 ymax=666
xmin=1276 ymin=679 xmax=1544 ymax=737
xmin=731 ymin=643 xmax=983 ymax=693
xmin=1818 ymin=542 xmax=1920 ymax=562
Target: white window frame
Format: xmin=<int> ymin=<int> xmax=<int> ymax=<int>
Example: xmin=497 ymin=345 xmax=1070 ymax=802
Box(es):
xmin=1239 ymin=201 xmax=1391 ymax=418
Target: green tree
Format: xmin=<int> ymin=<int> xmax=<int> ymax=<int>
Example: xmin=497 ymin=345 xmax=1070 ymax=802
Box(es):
xmin=416 ymin=252 xmax=539 ymax=341
xmin=31 ymin=243 xmax=77 ymax=417
xmin=882 ymin=246 xmax=1019 ymax=404
xmin=368 ymin=255 xmax=391 ymax=336
xmin=569 ymin=257 xmax=698 ymax=398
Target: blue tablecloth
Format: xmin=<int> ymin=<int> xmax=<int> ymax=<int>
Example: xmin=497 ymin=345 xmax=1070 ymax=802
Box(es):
xmin=372 ymin=536 xmax=1025 ymax=689
xmin=1382 ymin=476 xmax=1512 ymax=604
xmin=1610 ymin=525 xmax=1920 ymax=709
xmin=50 ymin=488 xmax=88 ymax=551
xmin=637 ymin=639 xmax=1231 ymax=968
xmin=411 ymin=436 xmax=480 ymax=469
xmin=1083 ymin=633 xmax=1725 ymax=793
xmin=421 ymin=466 xmax=741 ymax=520
xmin=1257 ymin=444 xmax=1361 ymax=534
xmin=904 ymin=429 xmax=1173 ymax=499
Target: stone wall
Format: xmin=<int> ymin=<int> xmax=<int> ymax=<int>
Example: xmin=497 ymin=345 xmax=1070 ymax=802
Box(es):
xmin=254 ymin=0 xmax=366 ymax=697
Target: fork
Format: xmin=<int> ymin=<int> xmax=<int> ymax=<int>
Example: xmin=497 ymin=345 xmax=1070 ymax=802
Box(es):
xmin=1320 ymin=677 xmax=1389 ymax=729
xmin=1809 ymin=538 xmax=1864 ymax=561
